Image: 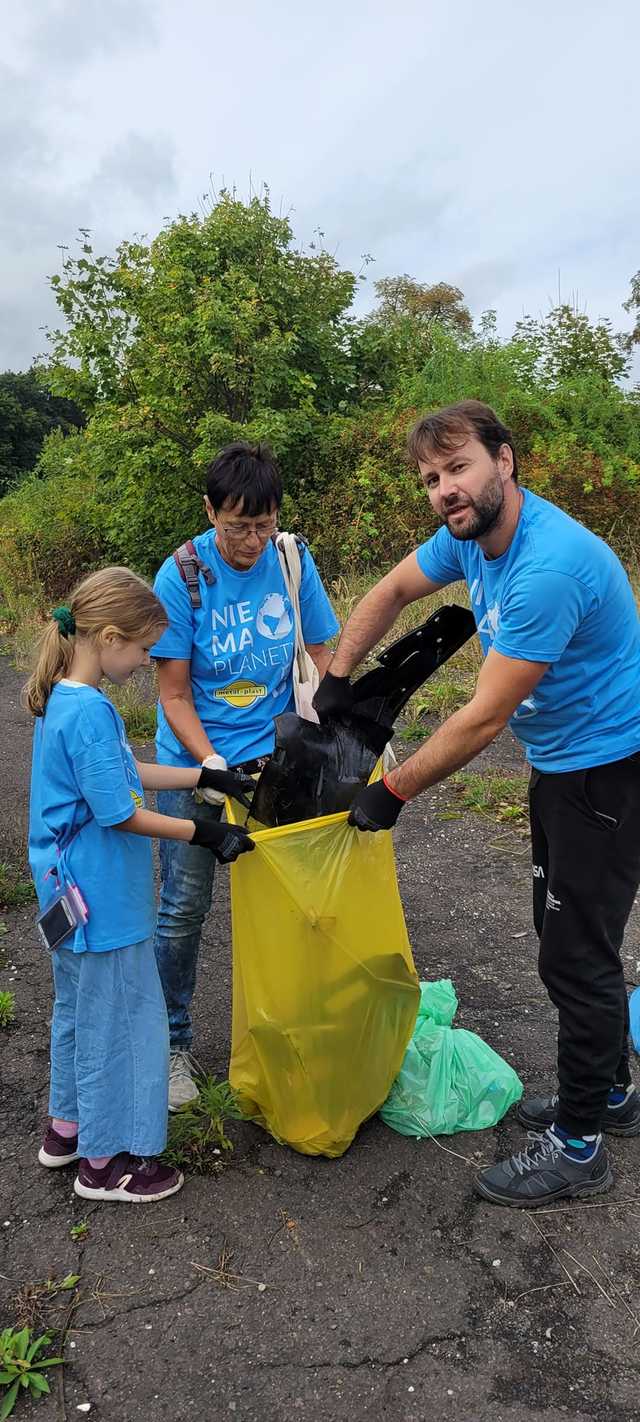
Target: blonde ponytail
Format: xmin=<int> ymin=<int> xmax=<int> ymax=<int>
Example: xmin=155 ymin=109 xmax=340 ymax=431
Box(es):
xmin=23 ymin=566 xmax=168 ymax=717
xmin=24 ymin=619 xmax=76 ymax=716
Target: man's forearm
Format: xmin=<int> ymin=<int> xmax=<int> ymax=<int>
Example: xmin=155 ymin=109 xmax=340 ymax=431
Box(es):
xmin=329 ymin=583 xmax=407 ymax=677
xmin=161 ymin=696 xmax=215 ymax=763
xmin=386 ymin=700 xmax=506 ymax=800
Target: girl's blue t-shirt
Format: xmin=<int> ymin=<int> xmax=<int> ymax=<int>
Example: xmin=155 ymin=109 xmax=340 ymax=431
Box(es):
xmin=151 ymin=531 xmax=339 ymax=767
xmin=416 ymin=488 xmax=640 ymax=772
xmin=29 ymin=683 xmax=154 ymax=952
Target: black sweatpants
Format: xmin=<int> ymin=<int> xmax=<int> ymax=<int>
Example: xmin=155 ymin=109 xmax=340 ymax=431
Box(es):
xmin=529 ymin=752 xmax=640 ymax=1136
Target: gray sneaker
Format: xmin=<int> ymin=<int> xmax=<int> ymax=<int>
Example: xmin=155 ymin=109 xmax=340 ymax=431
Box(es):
xmin=168 ymin=1050 xmax=200 ymax=1112
xmin=474 ymin=1128 xmax=613 ymax=1208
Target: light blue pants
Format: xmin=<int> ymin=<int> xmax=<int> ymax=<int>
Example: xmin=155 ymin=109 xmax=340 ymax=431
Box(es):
xmin=49 ymin=937 xmax=170 ymax=1158
xmin=154 ymin=788 xmax=222 ymax=1050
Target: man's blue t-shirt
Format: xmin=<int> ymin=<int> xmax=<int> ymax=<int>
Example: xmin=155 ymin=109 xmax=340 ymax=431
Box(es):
xmin=29 ymin=683 xmax=154 ymax=952
xmin=151 ymin=531 xmax=339 ymax=767
xmin=416 ymin=489 xmax=640 ymax=772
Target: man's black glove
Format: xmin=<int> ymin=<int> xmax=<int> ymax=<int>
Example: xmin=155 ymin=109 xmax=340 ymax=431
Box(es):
xmin=190 ymin=814 xmax=255 ymax=864
xmin=197 ymin=765 xmax=255 ymax=811
xmin=312 ymin=670 xmax=355 ymax=723
xmin=348 ymin=776 xmax=408 ymax=832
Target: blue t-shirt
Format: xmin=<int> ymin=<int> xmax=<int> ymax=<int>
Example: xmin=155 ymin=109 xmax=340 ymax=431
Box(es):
xmin=29 ymin=683 xmax=154 ymax=952
xmin=416 ymin=489 xmax=640 ymax=772
xmin=151 ymin=531 xmax=339 ymax=767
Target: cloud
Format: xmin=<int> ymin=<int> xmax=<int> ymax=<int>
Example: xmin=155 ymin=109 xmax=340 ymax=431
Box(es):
xmin=0 ymin=0 xmax=638 ymax=370
xmin=26 ymin=0 xmax=157 ymax=70
xmin=89 ymin=133 xmax=176 ymax=209
xmin=0 ymin=7 xmax=169 ymax=366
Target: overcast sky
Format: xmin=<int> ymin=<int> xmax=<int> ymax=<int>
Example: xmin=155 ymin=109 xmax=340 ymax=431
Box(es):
xmin=2 ymin=0 xmax=639 ymax=373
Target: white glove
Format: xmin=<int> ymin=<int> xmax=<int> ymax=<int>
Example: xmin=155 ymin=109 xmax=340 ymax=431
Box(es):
xmin=199 ymin=753 xmax=228 ymax=805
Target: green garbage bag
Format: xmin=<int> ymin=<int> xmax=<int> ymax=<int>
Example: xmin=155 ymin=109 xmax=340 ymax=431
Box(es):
xmin=379 ymin=979 xmax=523 ymax=1136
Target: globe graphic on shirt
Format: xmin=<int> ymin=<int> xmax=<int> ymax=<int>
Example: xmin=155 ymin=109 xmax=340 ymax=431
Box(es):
xmin=256 ymin=592 xmax=293 ymax=640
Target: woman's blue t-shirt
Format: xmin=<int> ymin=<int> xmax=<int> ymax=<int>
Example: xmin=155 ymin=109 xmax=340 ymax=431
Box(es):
xmin=29 ymin=683 xmax=154 ymax=952
xmin=416 ymin=489 xmax=640 ymax=772
xmin=151 ymin=531 xmax=339 ymax=767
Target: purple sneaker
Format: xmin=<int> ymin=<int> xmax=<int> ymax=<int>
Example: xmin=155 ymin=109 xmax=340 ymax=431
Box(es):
xmin=74 ymin=1153 xmax=184 ymax=1203
xmin=38 ymin=1122 xmax=80 ymax=1168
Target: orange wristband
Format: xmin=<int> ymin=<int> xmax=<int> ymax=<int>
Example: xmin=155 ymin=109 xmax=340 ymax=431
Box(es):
xmin=382 ymin=773 xmax=410 ymax=803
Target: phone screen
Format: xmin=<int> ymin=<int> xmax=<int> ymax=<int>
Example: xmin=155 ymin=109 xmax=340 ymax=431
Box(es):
xmin=39 ymin=898 xmax=74 ymax=950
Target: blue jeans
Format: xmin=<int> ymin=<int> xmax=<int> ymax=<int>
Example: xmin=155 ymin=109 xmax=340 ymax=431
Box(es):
xmin=49 ymin=937 xmax=169 ymax=1158
xmin=154 ymin=788 xmax=222 ymax=1050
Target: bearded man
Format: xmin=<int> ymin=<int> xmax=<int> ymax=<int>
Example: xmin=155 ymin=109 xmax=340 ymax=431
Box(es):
xmin=313 ymin=399 xmax=640 ymax=1208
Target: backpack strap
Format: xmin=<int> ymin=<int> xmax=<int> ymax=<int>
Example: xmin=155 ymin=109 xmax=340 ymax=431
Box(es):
xmin=275 ymin=532 xmax=309 ymax=682
xmin=273 ymin=531 xmax=307 ymax=562
xmin=172 ymin=540 xmax=215 ymax=610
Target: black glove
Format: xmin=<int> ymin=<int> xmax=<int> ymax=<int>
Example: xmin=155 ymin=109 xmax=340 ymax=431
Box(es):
xmin=348 ymin=776 xmax=408 ymax=832
xmin=197 ymin=765 xmax=255 ymax=811
xmin=190 ymin=814 xmax=255 ymax=864
xmin=312 ymin=670 xmax=355 ymax=722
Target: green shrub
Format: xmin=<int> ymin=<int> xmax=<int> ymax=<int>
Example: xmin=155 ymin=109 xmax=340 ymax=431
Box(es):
xmin=0 ymin=990 xmax=16 ymax=1027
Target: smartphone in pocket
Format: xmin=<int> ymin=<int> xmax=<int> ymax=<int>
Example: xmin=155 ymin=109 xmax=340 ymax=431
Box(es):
xmin=36 ymin=884 xmax=88 ymax=952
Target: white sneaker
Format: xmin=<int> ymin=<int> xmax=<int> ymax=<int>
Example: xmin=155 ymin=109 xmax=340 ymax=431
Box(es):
xmin=168 ymin=1050 xmax=200 ymax=1112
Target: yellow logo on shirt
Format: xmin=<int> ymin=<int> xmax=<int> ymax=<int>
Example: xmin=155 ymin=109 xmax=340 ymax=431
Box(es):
xmin=129 ymin=789 xmax=143 ymax=808
xmin=214 ymin=679 xmax=268 ymax=708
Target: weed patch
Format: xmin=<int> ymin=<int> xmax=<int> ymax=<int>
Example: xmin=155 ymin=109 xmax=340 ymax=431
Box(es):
xmin=11 ymin=1275 xmax=80 ymax=1335
xmin=0 ymin=990 xmax=16 ymax=1027
xmin=399 ymin=668 xmax=475 ymax=741
xmin=162 ymin=1076 xmax=243 ymax=1175
xmin=444 ymin=770 xmax=529 ymax=826
xmin=0 ymin=1327 xmax=64 ymax=1419
xmin=0 ymin=864 xmax=35 ymax=911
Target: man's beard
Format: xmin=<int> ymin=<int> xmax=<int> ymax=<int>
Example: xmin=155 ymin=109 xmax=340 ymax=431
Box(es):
xmin=442 ymin=471 xmax=505 ymax=541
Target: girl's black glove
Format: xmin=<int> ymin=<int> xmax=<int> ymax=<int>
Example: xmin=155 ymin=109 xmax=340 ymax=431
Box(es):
xmin=197 ymin=765 xmax=255 ymax=811
xmin=190 ymin=814 xmax=255 ymax=864
xmin=348 ymin=776 xmax=408 ymax=832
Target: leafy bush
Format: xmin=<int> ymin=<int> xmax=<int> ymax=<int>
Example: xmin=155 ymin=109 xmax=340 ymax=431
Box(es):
xmin=1 ymin=193 xmax=639 ymax=601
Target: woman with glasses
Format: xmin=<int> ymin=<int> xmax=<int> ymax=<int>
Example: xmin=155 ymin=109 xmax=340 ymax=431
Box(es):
xmin=150 ymin=442 xmax=339 ymax=1109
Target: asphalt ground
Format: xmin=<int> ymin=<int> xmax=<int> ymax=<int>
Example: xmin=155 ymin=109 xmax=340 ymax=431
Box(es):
xmin=2 ymin=648 xmax=640 ymax=1422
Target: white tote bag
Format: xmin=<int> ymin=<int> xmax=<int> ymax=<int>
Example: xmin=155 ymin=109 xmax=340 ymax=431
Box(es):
xmin=275 ymin=532 xmax=320 ymax=723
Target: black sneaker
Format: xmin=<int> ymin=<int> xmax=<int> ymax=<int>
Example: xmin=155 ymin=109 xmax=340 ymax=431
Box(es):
xmin=517 ymin=1087 xmax=640 ymax=1137
xmin=474 ymin=1128 xmax=613 ymax=1208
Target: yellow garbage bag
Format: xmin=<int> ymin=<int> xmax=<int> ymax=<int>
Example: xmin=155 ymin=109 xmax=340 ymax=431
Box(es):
xmin=227 ymin=808 xmax=419 ymax=1157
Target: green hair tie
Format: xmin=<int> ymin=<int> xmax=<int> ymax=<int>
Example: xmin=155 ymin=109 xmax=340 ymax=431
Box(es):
xmin=52 ymin=605 xmax=76 ymax=638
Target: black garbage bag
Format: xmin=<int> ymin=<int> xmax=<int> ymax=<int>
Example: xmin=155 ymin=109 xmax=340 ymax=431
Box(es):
xmin=249 ymin=604 xmax=477 ymax=828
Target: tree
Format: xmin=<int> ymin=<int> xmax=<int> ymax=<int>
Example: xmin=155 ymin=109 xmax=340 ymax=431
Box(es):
xmin=45 ymin=192 xmax=358 ymax=430
xmin=350 ymin=276 xmax=472 ymax=402
xmin=0 ymin=370 xmax=84 ymax=496
xmin=371 ymin=276 xmax=472 ymax=336
xmin=623 ymin=270 xmax=640 ymax=353
xmin=513 ymin=304 xmax=629 ymax=387
xmin=36 ymin=190 xmax=360 ymax=568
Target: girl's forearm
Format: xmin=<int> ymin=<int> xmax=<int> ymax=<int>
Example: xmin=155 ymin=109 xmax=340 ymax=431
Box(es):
xmin=136 ymin=763 xmax=201 ymax=791
xmin=113 ymin=808 xmax=195 ymax=842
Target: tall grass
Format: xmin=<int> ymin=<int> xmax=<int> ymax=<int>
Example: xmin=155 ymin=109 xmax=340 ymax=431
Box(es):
xmin=3 ymin=559 xmax=639 ymax=746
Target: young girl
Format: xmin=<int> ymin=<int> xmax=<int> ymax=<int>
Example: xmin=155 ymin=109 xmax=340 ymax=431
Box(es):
xmin=25 ymin=566 xmax=254 ymax=1205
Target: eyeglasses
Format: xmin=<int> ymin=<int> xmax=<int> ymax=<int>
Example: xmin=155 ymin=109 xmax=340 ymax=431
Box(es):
xmin=217 ymin=516 xmax=278 ymax=542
